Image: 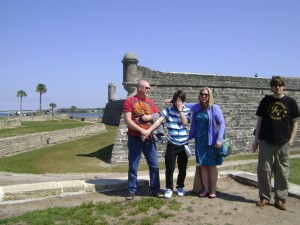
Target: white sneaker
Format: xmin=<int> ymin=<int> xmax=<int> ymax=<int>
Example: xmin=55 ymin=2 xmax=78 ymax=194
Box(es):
xmin=177 ymin=188 xmax=185 ymax=197
xmin=164 ymin=189 xmax=173 ymax=198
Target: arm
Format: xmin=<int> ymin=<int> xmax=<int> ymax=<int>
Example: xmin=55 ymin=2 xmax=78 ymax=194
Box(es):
xmin=178 ymin=111 xmax=188 ymax=125
xmin=289 ymin=118 xmax=298 ymax=145
xmin=252 ymin=116 xmax=262 ymax=152
xmin=174 ymin=100 xmax=188 ymax=125
xmin=214 ymin=105 xmax=225 ymax=141
xmin=123 ymin=111 xmax=145 ymax=133
xmin=184 ymin=102 xmax=197 ymax=109
xmin=214 ymin=105 xmax=225 ymax=148
xmin=140 ymin=114 xmax=153 ymax=122
xmin=144 ymin=116 xmax=165 ymax=135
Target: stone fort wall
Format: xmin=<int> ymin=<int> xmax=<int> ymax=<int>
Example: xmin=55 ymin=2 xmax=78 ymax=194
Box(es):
xmin=0 ymin=124 xmax=106 ymax=158
xmin=103 ymin=52 xmax=300 ymax=163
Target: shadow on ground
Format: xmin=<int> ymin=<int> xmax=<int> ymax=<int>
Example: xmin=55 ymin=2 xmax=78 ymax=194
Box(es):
xmin=76 ymin=144 xmax=113 ymax=163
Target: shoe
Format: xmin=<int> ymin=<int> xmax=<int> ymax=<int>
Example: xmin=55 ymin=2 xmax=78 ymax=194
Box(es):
xmin=209 ymin=193 xmax=216 ymax=199
xmin=274 ymin=200 xmax=286 ymax=210
xmin=126 ymin=192 xmax=135 ymax=201
xmin=164 ymin=189 xmax=173 ymax=199
xmin=199 ymin=191 xmax=209 ymax=197
xmin=256 ymin=199 xmax=269 ymax=207
xmin=177 ymin=188 xmax=185 ymax=197
xmin=153 ymin=192 xmax=164 ymax=198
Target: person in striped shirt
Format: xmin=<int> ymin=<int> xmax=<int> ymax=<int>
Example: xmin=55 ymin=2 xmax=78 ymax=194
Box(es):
xmin=141 ymin=90 xmax=192 ymax=198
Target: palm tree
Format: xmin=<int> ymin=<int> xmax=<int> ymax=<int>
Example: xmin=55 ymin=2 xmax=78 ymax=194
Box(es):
xmin=49 ymin=103 xmax=57 ymax=117
xmin=17 ymin=90 xmax=27 ymax=115
xmin=36 ymin=83 xmax=47 ymax=113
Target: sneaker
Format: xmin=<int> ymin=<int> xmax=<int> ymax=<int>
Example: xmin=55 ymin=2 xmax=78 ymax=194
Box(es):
xmin=177 ymin=188 xmax=185 ymax=197
xmin=164 ymin=189 xmax=173 ymax=198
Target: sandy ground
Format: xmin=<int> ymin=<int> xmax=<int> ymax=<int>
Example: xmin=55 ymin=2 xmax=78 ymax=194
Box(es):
xmin=1 ymin=176 xmax=299 ymax=225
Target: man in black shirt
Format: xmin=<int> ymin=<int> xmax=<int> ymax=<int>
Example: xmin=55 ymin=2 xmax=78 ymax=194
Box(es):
xmin=252 ymin=76 xmax=299 ymax=210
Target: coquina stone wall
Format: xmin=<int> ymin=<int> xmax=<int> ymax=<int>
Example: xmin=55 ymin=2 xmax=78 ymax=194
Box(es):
xmin=104 ymin=52 xmax=300 ymax=163
xmin=0 ymin=124 xmax=106 ymax=158
xmin=0 ymin=119 xmax=21 ymax=129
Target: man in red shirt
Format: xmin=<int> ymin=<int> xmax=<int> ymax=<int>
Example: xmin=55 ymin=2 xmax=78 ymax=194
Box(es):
xmin=123 ymin=80 xmax=163 ymax=200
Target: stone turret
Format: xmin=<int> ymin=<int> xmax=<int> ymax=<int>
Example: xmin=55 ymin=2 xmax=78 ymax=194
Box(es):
xmin=108 ymin=83 xmax=116 ymax=102
xmin=122 ymin=52 xmax=140 ymax=95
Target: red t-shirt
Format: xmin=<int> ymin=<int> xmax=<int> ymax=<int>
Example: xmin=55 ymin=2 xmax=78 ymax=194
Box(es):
xmin=123 ymin=96 xmax=159 ymax=136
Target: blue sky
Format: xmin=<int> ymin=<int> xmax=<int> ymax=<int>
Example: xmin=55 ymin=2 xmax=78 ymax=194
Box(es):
xmin=1 ymin=0 xmax=299 ymax=111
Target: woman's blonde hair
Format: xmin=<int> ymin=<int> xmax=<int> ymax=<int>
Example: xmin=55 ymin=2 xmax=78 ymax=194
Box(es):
xmin=198 ymin=87 xmax=214 ymax=107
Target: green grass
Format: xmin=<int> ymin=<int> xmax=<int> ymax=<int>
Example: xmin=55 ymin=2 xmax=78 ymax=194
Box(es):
xmin=0 ymin=125 xmax=119 ymax=173
xmin=289 ymin=158 xmax=300 ymax=184
xmin=0 ymin=120 xmax=93 ymax=138
xmin=0 ymin=198 xmax=181 ymax=225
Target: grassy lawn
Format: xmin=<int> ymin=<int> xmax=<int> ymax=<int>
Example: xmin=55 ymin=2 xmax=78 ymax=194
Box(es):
xmin=0 ymin=124 xmax=119 ymax=173
xmin=0 ymin=120 xmax=94 ymax=138
xmin=0 ymin=198 xmax=181 ymax=225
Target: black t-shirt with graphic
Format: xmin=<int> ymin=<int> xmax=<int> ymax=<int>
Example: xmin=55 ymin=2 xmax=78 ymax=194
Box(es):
xmin=256 ymin=95 xmax=300 ymax=145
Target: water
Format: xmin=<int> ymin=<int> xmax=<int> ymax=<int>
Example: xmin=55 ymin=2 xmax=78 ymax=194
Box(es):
xmin=0 ymin=111 xmax=21 ymax=117
xmin=0 ymin=112 xmax=103 ymax=118
xmin=0 ymin=112 xmax=9 ymax=117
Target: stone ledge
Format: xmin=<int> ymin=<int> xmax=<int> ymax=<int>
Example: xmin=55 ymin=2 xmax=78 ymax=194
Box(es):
xmin=0 ymin=179 xmax=149 ymax=204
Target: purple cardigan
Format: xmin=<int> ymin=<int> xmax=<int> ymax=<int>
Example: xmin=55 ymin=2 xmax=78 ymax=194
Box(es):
xmin=188 ymin=103 xmax=225 ymax=146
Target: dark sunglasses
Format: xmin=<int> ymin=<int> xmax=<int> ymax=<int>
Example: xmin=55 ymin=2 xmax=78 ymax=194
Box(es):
xmin=272 ymin=83 xmax=283 ymax=87
xmin=140 ymin=85 xmax=151 ymax=90
xmin=200 ymin=93 xmax=209 ymax=96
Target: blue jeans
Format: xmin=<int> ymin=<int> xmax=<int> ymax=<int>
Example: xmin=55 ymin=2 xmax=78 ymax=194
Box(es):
xmin=127 ymin=136 xmax=161 ymax=194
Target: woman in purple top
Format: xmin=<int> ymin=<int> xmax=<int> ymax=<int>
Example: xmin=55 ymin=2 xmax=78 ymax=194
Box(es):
xmin=189 ymin=87 xmax=225 ymax=198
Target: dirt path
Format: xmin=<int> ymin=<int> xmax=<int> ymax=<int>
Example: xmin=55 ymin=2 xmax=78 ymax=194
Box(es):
xmin=1 ymin=176 xmax=299 ymax=224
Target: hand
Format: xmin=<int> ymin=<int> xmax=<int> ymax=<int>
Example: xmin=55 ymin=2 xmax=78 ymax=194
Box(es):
xmin=141 ymin=114 xmax=152 ymax=122
xmin=214 ymin=141 xmax=222 ymax=148
xmin=140 ymin=129 xmax=150 ymax=136
xmin=252 ymin=140 xmax=259 ymax=152
xmin=174 ymin=98 xmax=183 ymax=111
xmin=165 ymin=99 xmax=172 ymax=105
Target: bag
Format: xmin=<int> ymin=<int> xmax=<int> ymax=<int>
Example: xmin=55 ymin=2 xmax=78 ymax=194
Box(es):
xmin=192 ymin=166 xmax=203 ymax=194
xmin=215 ymin=134 xmax=232 ymax=157
xmin=184 ymin=144 xmax=192 ymax=158
xmin=211 ymin=105 xmax=232 ymax=157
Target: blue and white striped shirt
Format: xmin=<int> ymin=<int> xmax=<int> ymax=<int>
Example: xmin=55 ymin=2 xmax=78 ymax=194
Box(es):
xmin=160 ymin=104 xmax=191 ymax=145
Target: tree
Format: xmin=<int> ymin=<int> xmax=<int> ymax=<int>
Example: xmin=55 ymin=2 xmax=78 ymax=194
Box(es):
xmin=17 ymin=90 xmax=27 ymax=115
xmin=69 ymin=105 xmax=77 ymax=117
xmin=49 ymin=103 xmax=57 ymax=117
xmin=36 ymin=83 xmax=47 ymax=113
